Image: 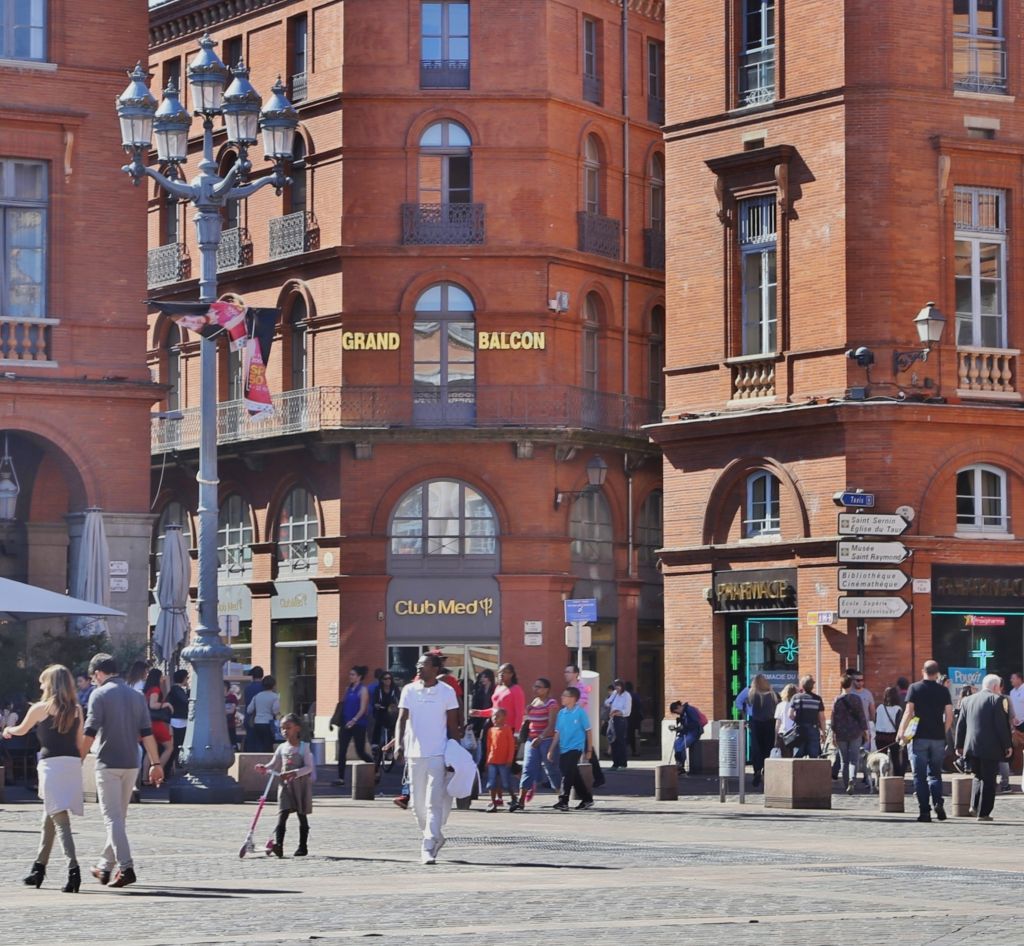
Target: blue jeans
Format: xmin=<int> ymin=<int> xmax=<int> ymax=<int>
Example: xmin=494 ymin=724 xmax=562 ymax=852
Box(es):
xmin=912 ymin=738 xmax=946 ymax=811
xmin=520 ymin=737 xmax=559 ymax=793
xmin=487 ymin=763 xmax=511 ymax=791
xmin=673 ymin=731 xmax=699 ymax=767
xmin=610 ymin=716 xmax=629 ymax=767
xmin=793 ymin=725 xmax=821 ymax=758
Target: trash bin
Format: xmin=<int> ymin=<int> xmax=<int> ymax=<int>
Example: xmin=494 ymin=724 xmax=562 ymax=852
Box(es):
xmin=718 ymin=723 xmax=740 ymax=778
xmin=311 ymin=738 xmax=326 ymax=767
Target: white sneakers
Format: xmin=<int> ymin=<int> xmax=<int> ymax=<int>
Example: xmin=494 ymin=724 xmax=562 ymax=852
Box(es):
xmin=420 ymin=840 xmax=436 ymax=865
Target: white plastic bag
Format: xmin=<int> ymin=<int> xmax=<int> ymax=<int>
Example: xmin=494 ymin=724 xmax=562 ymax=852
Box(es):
xmin=769 ymin=747 xmax=782 ymax=759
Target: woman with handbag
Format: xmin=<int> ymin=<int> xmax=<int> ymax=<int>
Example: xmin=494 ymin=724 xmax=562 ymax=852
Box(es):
xmin=875 ymin=686 xmax=906 ymax=776
xmin=774 ymin=684 xmax=798 ymax=758
xmin=144 ymin=668 xmax=174 ymax=777
xmin=748 ymin=675 xmax=778 ymax=788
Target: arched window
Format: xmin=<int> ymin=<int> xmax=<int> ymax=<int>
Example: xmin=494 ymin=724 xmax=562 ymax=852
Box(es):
xmin=745 ymin=471 xmax=780 ymax=537
xmin=584 ymin=134 xmax=602 ymax=214
xmin=287 ymin=294 xmax=309 ymax=390
xmin=165 ymin=323 xmax=182 ymax=412
xmin=277 ymin=487 xmax=319 ymax=572
xmin=290 ymin=137 xmax=307 ymax=215
xmin=638 ymin=490 xmax=663 ymax=569
xmin=570 ymin=491 xmax=613 ymax=564
xmin=153 ymin=501 xmax=192 ymax=585
xmin=582 ymin=292 xmax=602 ymax=392
xmin=419 ymin=120 xmax=472 ymax=205
xmin=648 ymin=153 xmax=665 ymax=233
xmin=218 ymin=493 xmax=253 ymax=574
xmin=414 ymin=282 xmax=476 ymax=425
xmin=956 ymin=464 xmax=1008 ymax=533
xmin=390 ymin=479 xmax=498 ymax=568
xmin=648 ymin=305 xmax=665 ymax=407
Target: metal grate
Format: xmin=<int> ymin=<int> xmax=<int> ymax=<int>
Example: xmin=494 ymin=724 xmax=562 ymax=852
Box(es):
xmin=269 ymin=211 xmax=320 ymax=259
xmin=216 ymin=226 xmax=253 ymax=272
xmin=402 ymin=202 xmax=485 ymax=245
xmin=577 ymin=211 xmax=620 ymax=259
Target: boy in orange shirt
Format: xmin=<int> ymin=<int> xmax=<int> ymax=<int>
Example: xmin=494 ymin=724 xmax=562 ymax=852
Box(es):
xmin=485 ymin=707 xmax=516 ymax=812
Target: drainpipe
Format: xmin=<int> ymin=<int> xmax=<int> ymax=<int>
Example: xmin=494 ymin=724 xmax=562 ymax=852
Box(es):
xmin=621 ymin=0 xmax=631 ymax=399
xmin=626 ymin=454 xmax=635 ymax=578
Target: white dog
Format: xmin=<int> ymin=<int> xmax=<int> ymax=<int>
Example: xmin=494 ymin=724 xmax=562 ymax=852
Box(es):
xmin=865 ymin=745 xmax=899 ymax=793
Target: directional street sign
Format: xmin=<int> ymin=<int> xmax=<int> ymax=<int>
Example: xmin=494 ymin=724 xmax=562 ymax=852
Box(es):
xmin=838 ymin=596 xmax=911 ymax=619
xmin=837 ymin=541 xmax=912 ymax=565
xmin=564 ymin=598 xmax=597 ymax=624
xmin=837 ymin=513 xmax=910 ymax=537
xmin=835 ymin=491 xmax=875 ymax=508
xmin=837 ymin=568 xmax=911 ymax=592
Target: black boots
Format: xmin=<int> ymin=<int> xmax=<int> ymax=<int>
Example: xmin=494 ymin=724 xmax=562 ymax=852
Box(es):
xmin=23 ymin=862 xmax=46 ymax=888
xmin=294 ymin=824 xmax=309 ymax=857
xmin=62 ymin=866 xmax=81 ymax=893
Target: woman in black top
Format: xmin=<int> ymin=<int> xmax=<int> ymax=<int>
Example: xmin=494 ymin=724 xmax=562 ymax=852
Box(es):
xmin=370 ymin=672 xmax=399 ymax=748
xmin=748 ymin=674 xmax=779 ymax=788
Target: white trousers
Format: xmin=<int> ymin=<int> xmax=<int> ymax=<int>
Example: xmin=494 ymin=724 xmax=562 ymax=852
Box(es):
xmin=95 ymin=766 xmax=137 ymax=871
xmin=408 ymin=756 xmax=451 ymax=844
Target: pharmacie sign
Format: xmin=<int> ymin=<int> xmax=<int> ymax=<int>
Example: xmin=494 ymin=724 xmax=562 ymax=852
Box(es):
xmin=386 ymin=576 xmax=501 ymax=641
xmin=933 ymin=565 xmax=1024 ymax=609
xmin=713 ymin=568 xmax=797 ymax=613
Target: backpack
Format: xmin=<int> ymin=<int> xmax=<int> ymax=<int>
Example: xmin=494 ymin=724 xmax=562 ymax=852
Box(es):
xmin=694 ymin=706 xmax=709 ymax=729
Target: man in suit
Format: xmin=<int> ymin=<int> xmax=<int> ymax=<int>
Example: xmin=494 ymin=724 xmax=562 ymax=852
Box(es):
xmin=955 ymin=673 xmax=1013 ymax=821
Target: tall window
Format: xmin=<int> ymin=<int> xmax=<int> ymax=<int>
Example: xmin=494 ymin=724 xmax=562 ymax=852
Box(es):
xmin=582 ymin=292 xmax=602 ymax=391
xmin=745 ymin=471 xmax=780 ymax=537
xmin=954 ymin=0 xmax=1006 ymax=93
xmin=739 ymin=0 xmax=776 ymax=106
xmin=414 ymin=282 xmax=476 ymax=425
xmin=648 ymin=153 xmax=665 ymax=233
xmin=647 ymin=40 xmax=665 ymax=123
xmin=957 ymin=464 xmax=1008 ymax=532
xmin=583 ymin=17 xmax=602 ymax=104
xmin=570 ymin=491 xmax=613 ymax=564
xmin=955 ymin=187 xmax=1006 ymax=349
xmin=390 ymin=479 xmax=497 ymax=559
xmin=277 ymin=487 xmax=319 ymax=571
xmin=153 ymin=501 xmax=192 ymax=585
xmin=219 ymin=152 xmax=240 ymax=230
xmin=419 ymin=120 xmax=472 ymax=205
xmin=163 ymin=195 xmax=179 ymax=246
xmin=1 ymin=0 xmax=45 ymax=61
xmin=290 ymin=14 xmax=308 ymax=102
xmin=218 ymin=494 xmax=253 ymax=574
xmin=648 ymin=305 xmax=665 ymax=407
xmin=162 ymin=57 xmax=182 ymax=95
xmin=222 ymin=35 xmax=242 ymax=69
xmin=421 ymin=2 xmax=469 ymax=88
xmin=288 ymin=295 xmax=309 ymax=390
xmin=739 ymin=196 xmax=777 ymax=356
xmin=638 ymin=490 xmax=663 ymax=568
xmin=166 ymin=323 xmax=182 ymax=412
xmin=584 ymin=135 xmax=602 ymax=215
xmin=1 ymin=159 xmax=46 ymax=319
xmin=290 ymin=137 xmax=307 ymax=215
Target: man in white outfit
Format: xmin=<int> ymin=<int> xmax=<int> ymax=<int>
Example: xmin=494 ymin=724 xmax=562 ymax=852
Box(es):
xmin=396 ymin=653 xmax=461 ymax=864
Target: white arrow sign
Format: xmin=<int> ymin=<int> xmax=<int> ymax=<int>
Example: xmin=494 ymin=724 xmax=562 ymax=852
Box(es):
xmin=837 ymin=513 xmax=910 ymax=537
xmin=838 ymin=596 xmax=911 ymax=619
xmin=837 ymin=541 xmax=912 ymax=565
xmin=837 ymin=568 xmax=911 ymax=592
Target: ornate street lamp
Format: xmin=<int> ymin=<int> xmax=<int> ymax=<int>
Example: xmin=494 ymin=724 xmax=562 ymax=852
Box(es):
xmin=895 ymin=302 xmax=947 ymax=373
xmin=553 ymin=454 xmax=609 ymax=509
xmin=0 ymin=436 xmax=20 ymax=521
xmin=115 ymin=36 xmax=299 ymax=804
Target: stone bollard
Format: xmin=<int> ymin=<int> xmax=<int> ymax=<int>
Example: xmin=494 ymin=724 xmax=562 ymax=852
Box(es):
xmin=575 ymin=760 xmax=594 ymax=801
xmin=654 ymin=764 xmax=678 ymax=801
xmin=879 ymin=776 xmax=905 ymax=813
xmin=950 ymin=774 xmax=973 ymax=816
xmin=349 ymin=761 xmax=376 ymax=800
xmin=764 ymin=757 xmax=832 ymax=809
xmin=228 ymin=753 xmax=277 ymax=801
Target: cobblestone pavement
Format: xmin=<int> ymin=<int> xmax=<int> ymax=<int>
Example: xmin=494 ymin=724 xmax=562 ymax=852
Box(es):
xmin=2 ymin=780 xmax=1024 ymax=946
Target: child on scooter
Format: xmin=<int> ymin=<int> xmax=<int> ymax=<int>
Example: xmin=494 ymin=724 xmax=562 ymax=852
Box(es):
xmin=255 ymin=713 xmax=315 ymax=857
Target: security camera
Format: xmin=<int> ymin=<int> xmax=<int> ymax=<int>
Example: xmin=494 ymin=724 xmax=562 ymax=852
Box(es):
xmin=846 ymin=346 xmax=875 ymax=367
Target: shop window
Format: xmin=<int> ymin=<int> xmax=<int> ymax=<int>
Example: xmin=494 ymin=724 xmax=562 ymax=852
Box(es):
xmin=956 ymin=464 xmax=1008 ymax=533
xmin=389 ymin=479 xmax=498 ymax=566
xmin=739 ymin=195 xmax=777 ymax=356
xmin=152 ymin=501 xmax=192 ymax=587
xmin=413 ymin=282 xmax=476 ymax=425
xmin=954 ymin=187 xmax=1006 ymax=349
xmin=739 ymin=0 xmax=776 ymax=106
xmin=954 ymin=0 xmax=1007 ymax=93
xmin=0 ymin=158 xmax=47 ymax=320
xmin=570 ymin=491 xmax=613 ymax=564
xmin=218 ymin=493 xmax=254 ymax=575
xmin=745 ymin=470 xmax=780 ymax=537
xmin=277 ymin=487 xmax=319 ymax=573
xmin=637 ymin=489 xmax=663 ymax=569
xmin=1 ymin=0 xmax=45 ymax=61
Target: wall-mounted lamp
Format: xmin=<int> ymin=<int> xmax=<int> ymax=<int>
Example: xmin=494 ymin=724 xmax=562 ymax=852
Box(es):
xmin=0 ymin=435 xmax=20 ymax=521
xmin=894 ymin=301 xmax=946 ymax=373
xmin=554 ymin=454 xmax=608 ymax=509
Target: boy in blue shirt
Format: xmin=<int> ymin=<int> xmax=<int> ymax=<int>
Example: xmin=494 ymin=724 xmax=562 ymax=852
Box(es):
xmin=547 ymin=686 xmax=594 ymax=811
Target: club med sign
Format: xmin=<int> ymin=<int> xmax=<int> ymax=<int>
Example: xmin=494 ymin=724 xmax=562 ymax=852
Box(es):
xmin=386 ymin=576 xmax=501 ymax=641
xmin=394 ymin=596 xmax=495 ymax=617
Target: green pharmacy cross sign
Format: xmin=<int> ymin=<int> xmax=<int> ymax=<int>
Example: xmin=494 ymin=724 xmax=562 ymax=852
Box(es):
xmin=970 ymin=638 xmax=995 ymax=670
xmin=779 ymin=637 xmax=799 ymax=663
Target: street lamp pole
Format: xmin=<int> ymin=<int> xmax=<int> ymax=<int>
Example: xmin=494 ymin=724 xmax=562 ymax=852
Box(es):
xmin=117 ymin=37 xmax=298 ymax=802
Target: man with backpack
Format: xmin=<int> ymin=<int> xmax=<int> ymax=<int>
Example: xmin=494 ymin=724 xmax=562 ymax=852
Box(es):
xmin=669 ymin=700 xmax=706 ymax=773
xmin=831 ymin=674 xmax=869 ymax=795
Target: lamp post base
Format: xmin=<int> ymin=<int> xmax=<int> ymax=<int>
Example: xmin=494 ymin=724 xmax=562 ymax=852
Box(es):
xmin=168 ymin=772 xmax=244 ymax=805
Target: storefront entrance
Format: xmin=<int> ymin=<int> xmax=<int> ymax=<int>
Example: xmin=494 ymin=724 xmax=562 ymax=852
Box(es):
xmin=387 ymin=642 xmax=500 ymax=719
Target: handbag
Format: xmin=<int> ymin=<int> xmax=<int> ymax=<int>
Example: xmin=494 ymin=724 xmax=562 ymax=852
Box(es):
xmin=150 ymin=705 xmax=172 ymax=724
xmin=782 ymin=726 xmax=800 ymax=747
xmin=605 ymin=720 xmax=616 ymax=744
xmin=903 ymin=715 xmax=920 ymax=741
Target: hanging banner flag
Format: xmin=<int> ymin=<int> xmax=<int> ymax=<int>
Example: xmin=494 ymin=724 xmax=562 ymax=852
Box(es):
xmin=243 ymin=308 xmax=277 ymax=417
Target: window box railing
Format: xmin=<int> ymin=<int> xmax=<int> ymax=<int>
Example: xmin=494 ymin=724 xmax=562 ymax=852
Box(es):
xmin=583 ymin=74 xmax=603 ymax=105
xmin=577 ymin=211 xmax=620 ymax=259
xmin=147 ymin=242 xmax=191 ymax=288
xmin=647 ymin=95 xmax=665 ymax=125
xmin=739 ymin=53 xmax=775 ymax=106
xmin=957 ymin=347 xmax=1021 ymax=400
xmin=217 ymin=227 xmax=253 ymax=272
xmin=643 ymin=228 xmax=665 ymax=269
xmin=0 ymin=316 xmax=57 ymax=364
xmin=402 ymin=203 xmax=485 ymax=245
xmin=420 ymin=59 xmax=470 ymax=89
xmin=729 ymin=355 xmax=776 ymax=400
xmin=290 ymin=72 xmax=307 ymax=103
xmin=953 ymin=39 xmax=1008 ymax=94
xmin=269 ymin=211 xmax=320 ymax=260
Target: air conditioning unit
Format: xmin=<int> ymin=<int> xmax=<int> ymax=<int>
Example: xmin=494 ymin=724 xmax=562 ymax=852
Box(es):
xmin=548 ymin=291 xmax=570 ymax=313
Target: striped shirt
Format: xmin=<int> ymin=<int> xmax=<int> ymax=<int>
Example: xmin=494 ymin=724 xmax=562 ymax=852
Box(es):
xmin=525 ymin=698 xmax=557 ymax=739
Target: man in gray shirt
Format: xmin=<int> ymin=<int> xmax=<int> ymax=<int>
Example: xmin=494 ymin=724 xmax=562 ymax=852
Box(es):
xmin=82 ymin=653 xmax=164 ymax=888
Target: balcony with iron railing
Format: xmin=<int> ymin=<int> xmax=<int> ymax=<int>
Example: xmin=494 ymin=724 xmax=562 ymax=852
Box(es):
xmin=151 ymin=384 xmax=662 ymax=453
xmin=957 ymin=347 xmax=1022 ymax=400
xmin=269 ymin=211 xmax=320 ymax=260
xmin=647 ymin=95 xmax=665 ymax=125
xmin=147 ymin=242 xmax=191 ymax=288
xmin=643 ymin=228 xmax=665 ymax=270
xmin=583 ymin=73 xmax=602 ymax=106
xmin=0 ymin=317 xmax=58 ymax=365
xmin=953 ymin=38 xmax=1008 ymax=94
xmin=420 ymin=59 xmax=470 ymax=89
xmin=217 ymin=227 xmax=253 ymax=272
xmin=402 ymin=203 xmax=485 ymax=245
xmin=578 ymin=211 xmax=621 ymax=260
xmin=738 ymin=52 xmax=775 ymax=106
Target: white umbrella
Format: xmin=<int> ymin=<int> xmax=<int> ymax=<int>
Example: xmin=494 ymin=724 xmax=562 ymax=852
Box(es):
xmin=70 ymin=508 xmax=111 ymax=636
xmin=0 ymin=576 xmax=124 ymax=623
xmin=152 ymin=525 xmax=190 ymax=668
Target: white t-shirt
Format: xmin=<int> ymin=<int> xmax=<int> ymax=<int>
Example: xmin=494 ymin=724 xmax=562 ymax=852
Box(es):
xmin=399 ymin=680 xmax=458 ymax=758
xmin=605 ymin=690 xmax=632 ymax=717
xmin=1009 ymin=685 xmax=1024 ymax=726
xmin=775 ymin=700 xmax=794 ymax=734
xmin=875 ymin=703 xmax=901 ymax=734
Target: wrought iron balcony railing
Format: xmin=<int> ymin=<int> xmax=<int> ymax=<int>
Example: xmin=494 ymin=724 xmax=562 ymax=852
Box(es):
xmin=643 ymin=228 xmax=665 ymax=270
xmin=402 ymin=202 xmax=485 ymax=245
xmin=290 ymin=72 xmax=307 ymax=103
xmin=739 ymin=52 xmax=775 ymax=106
xmin=647 ymin=95 xmax=665 ymax=125
xmin=151 ymin=384 xmax=662 ymax=453
xmin=269 ymin=211 xmax=320 ymax=260
xmin=953 ymin=38 xmax=1008 ymax=94
xmin=147 ymin=242 xmax=191 ymax=288
xmin=0 ymin=316 xmax=57 ymax=364
xmin=420 ymin=59 xmax=470 ymax=89
xmin=217 ymin=227 xmax=253 ymax=272
xmin=583 ymin=73 xmax=602 ymax=105
xmin=577 ymin=211 xmax=621 ymax=260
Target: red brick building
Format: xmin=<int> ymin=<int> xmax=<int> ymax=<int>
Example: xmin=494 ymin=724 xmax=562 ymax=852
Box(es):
xmin=656 ymin=0 xmax=1024 ymax=733
xmin=145 ymin=0 xmax=666 ymax=742
xmin=0 ymin=3 xmax=155 ymax=649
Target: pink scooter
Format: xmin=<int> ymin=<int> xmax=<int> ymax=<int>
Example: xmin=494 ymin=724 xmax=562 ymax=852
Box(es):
xmin=239 ymin=770 xmax=279 ymax=858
